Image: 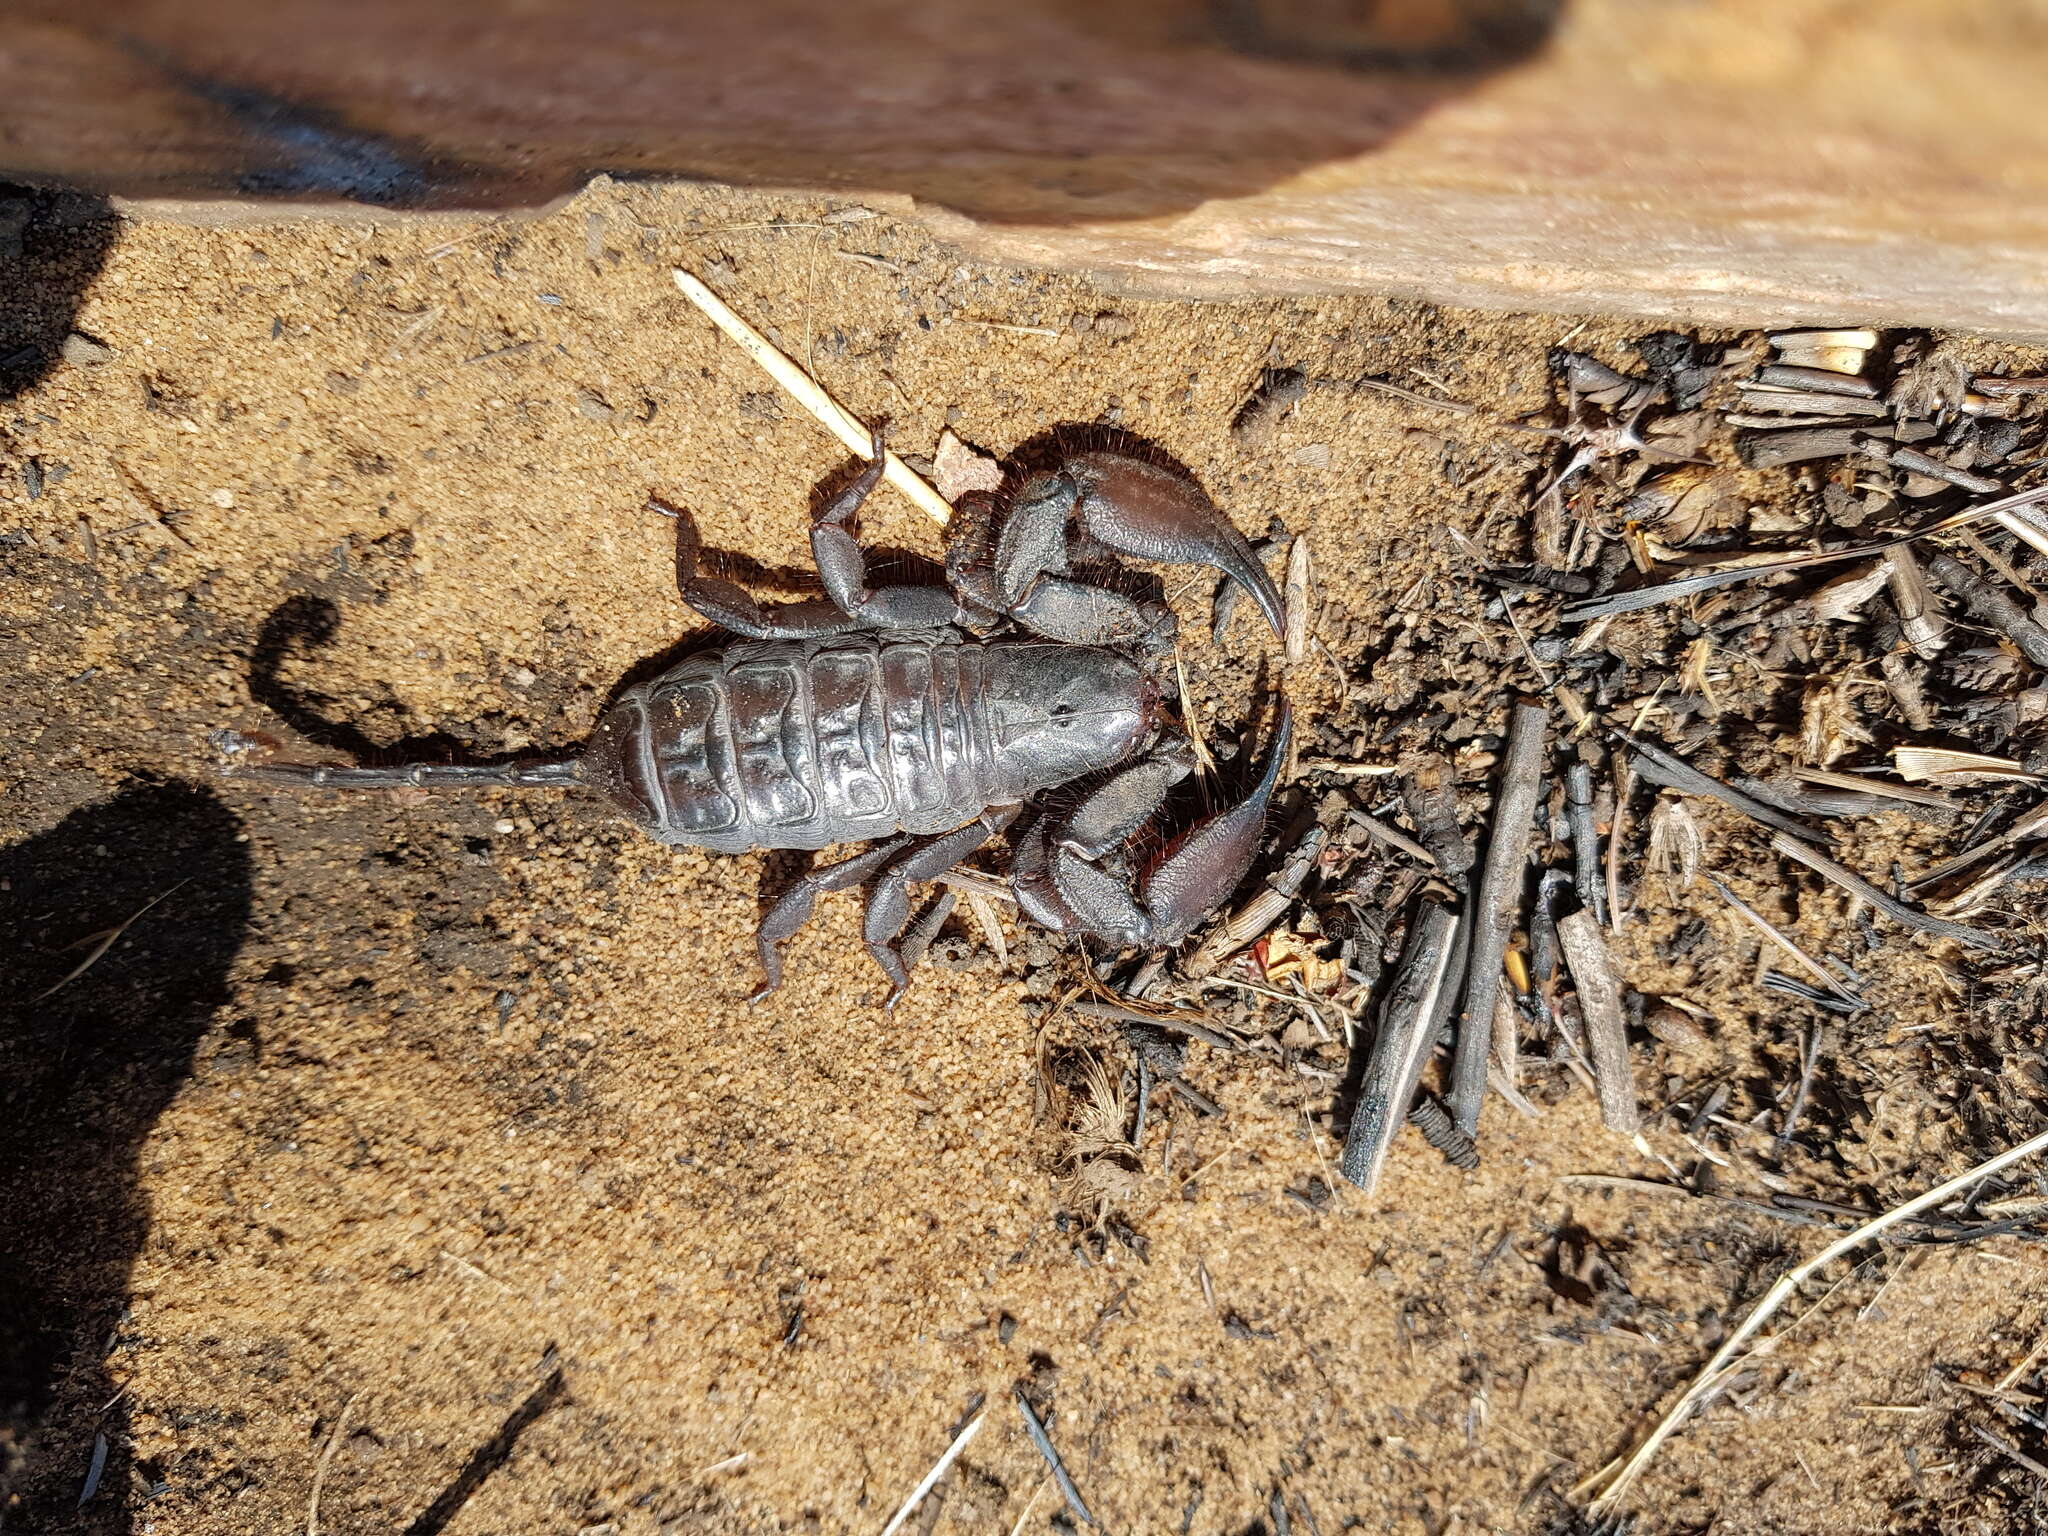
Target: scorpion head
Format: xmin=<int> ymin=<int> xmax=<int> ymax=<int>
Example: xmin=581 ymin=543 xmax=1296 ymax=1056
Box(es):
xmin=984 ymin=642 xmax=1153 ymax=796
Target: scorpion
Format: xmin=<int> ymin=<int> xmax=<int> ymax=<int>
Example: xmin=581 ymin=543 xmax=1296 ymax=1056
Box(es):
xmin=221 ymin=429 xmax=1291 ymax=1006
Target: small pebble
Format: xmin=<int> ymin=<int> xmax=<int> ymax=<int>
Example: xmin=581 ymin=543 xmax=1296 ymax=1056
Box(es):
xmin=61 ymin=332 xmax=114 ymax=366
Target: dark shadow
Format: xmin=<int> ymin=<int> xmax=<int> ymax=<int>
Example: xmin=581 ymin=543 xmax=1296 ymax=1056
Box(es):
xmin=0 ymin=0 xmax=1569 ymax=222
xmin=0 ymin=782 xmax=253 ymax=1534
xmin=0 ymin=183 xmax=117 ymax=402
xmin=1213 ymin=0 xmax=1564 ymax=72
xmin=117 ymin=37 xmax=455 ymax=207
xmin=401 ymin=1363 xmax=567 ymax=1536
xmin=248 ymin=593 xmax=486 ymax=764
xmin=250 ymin=592 xmax=595 ymax=780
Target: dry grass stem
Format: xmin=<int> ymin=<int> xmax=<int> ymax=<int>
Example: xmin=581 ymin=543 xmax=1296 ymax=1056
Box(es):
xmin=671 ymin=266 xmax=952 ymax=524
xmin=878 ymin=1411 xmax=985 ymax=1536
xmin=1015 ymin=1388 xmax=1098 ymax=1529
xmin=1283 ymin=534 xmax=1312 ymax=665
xmin=1894 ymin=746 xmax=2039 ymax=785
xmin=306 ymin=1391 xmax=363 ymax=1536
xmin=1581 ymin=1123 xmax=2048 ymax=1517
xmin=1340 ymin=906 xmax=1459 ymax=1193
xmin=1706 ymin=876 xmax=1863 ymax=1009
xmin=33 ymin=879 xmax=190 ymax=1003
xmin=1561 ymin=479 xmax=2048 ymax=622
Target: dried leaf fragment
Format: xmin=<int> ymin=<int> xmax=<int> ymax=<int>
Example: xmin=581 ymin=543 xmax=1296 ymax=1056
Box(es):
xmin=1645 ymin=796 xmax=1703 ymax=890
xmin=1262 ymin=930 xmax=1343 ymax=992
xmin=1620 ymin=466 xmax=1741 ymax=546
xmin=1805 ymin=557 xmax=1894 ymax=624
xmin=933 ymin=429 xmax=1003 ymax=503
xmin=1894 ymin=746 xmax=2040 ymax=786
xmin=1799 ymin=680 xmax=1871 ymax=767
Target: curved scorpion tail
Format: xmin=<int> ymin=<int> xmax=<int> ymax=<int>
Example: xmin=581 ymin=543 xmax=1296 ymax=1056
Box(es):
xmin=212 ymin=729 xmax=584 ymax=793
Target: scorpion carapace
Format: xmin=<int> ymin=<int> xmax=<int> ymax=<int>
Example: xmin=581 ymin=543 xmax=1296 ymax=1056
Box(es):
xmin=221 ymin=430 xmax=1291 ymax=1006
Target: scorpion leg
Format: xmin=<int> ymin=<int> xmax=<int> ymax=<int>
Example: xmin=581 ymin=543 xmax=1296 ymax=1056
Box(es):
xmin=940 ymin=489 xmax=1008 ymax=628
xmin=859 ymin=808 xmax=1016 ymax=1008
xmin=808 ymin=425 xmax=966 ymax=630
xmin=751 ymin=810 xmax=1014 ymax=1005
xmin=667 ymin=426 xmax=959 ymax=638
xmin=671 ymin=498 xmax=865 ymax=639
xmin=1034 ymin=701 xmax=1292 ymax=948
xmin=751 ymin=835 xmax=910 ymax=1002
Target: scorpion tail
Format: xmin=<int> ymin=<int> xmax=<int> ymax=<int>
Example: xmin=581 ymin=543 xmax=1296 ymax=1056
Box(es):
xmin=212 ymin=729 xmax=584 ymax=792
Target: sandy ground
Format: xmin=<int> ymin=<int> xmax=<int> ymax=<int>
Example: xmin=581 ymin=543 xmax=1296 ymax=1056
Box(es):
xmin=4 ymin=179 xmax=2046 ymax=1536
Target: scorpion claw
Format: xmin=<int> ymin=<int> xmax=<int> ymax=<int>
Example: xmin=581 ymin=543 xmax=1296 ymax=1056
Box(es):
xmin=1141 ymin=698 xmax=1291 ymax=944
xmin=1023 ymin=699 xmax=1292 ymax=950
xmin=1062 ymin=452 xmax=1286 ymax=640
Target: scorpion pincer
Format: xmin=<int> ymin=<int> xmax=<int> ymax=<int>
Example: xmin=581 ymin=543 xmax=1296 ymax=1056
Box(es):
xmin=220 ymin=429 xmax=1291 ymax=1007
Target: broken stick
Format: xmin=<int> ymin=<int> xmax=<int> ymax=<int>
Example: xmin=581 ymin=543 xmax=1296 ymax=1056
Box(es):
xmin=1556 ymin=909 xmax=1639 ymax=1135
xmin=1450 ymin=701 xmax=1549 ymax=1135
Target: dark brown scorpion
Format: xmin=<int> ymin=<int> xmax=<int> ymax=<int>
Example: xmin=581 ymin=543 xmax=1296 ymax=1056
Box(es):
xmin=220 ymin=430 xmax=1291 ymax=1006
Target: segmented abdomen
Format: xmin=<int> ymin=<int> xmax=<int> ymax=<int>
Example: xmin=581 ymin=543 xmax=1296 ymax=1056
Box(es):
xmin=618 ymin=633 xmax=996 ymax=852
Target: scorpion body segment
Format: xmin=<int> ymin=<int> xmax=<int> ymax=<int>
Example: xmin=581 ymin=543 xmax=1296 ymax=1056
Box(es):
xmin=225 ymin=428 xmax=1290 ymax=1006
xmin=581 ymin=633 xmax=1151 ymax=855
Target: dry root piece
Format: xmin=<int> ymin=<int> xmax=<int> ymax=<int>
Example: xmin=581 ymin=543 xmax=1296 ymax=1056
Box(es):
xmin=1056 ymin=1052 xmax=1141 ymax=1220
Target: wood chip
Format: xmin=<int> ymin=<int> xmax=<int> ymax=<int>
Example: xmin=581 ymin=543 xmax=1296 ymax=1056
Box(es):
xmin=1339 ymin=905 xmax=1459 ymax=1194
xmin=1283 ymin=534 xmax=1312 ymax=665
xmin=1556 ymin=910 xmax=1639 ymax=1135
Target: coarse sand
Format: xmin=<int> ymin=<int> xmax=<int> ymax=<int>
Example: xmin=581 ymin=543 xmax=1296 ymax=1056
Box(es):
xmin=3 ymin=178 xmax=2042 ymax=1535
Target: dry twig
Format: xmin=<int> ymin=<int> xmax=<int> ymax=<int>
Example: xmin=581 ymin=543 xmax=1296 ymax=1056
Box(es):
xmin=1015 ymin=1388 xmax=1097 ymax=1529
xmin=1451 ymin=702 xmax=1549 ymax=1133
xmin=1769 ymin=833 xmax=2005 ymax=953
xmin=1556 ymin=910 xmax=1639 ymax=1135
